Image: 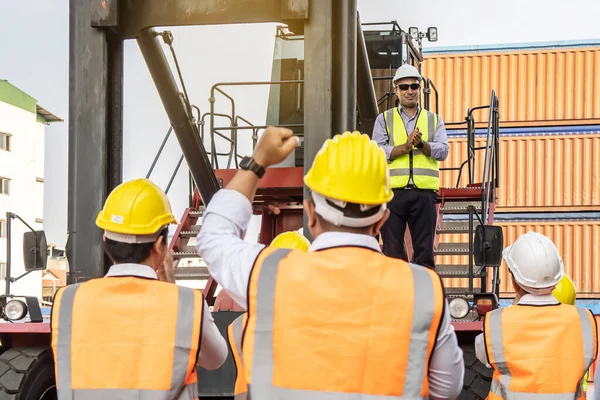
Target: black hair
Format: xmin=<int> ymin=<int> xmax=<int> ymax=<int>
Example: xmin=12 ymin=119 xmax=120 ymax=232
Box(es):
xmin=104 ymin=228 xmax=169 ymax=264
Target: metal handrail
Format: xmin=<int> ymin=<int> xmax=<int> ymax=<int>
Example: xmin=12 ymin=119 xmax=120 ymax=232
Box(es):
xmin=206 ymin=78 xmax=501 ymax=196
xmin=146 ymin=112 xmax=206 ymax=204
xmin=460 ymin=91 xmax=500 ymax=296
xmin=200 ymin=112 xmax=232 ymax=142
xmin=212 ymin=124 xmax=304 ymax=131
xmin=427 ymin=78 xmax=439 ymax=115
xmin=208 ymin=80 xmax=304 ymax=169
xmin=481 ymin=90 xmax=496 ymax=224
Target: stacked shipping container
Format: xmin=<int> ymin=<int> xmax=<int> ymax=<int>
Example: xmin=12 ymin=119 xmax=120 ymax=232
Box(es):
xmin=374 ymin=40 xmax=600 ymax=298
xmin=424 ymin=42 xmax=600 ymax=298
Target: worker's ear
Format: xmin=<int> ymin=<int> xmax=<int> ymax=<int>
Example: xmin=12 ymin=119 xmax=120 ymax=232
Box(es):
xmin=372 ymin=208 xmax=390 ymax=237
xmin=303 ymin=198 xmax=318 ymax=229
xmin=153 ymin=235 xmax=166 ymax=255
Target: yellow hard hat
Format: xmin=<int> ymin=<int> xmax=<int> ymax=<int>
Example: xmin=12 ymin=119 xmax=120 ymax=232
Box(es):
xmin=304 ymin=131 xmax=393 ymax=205
xmin=552 ymin=274 xmax=576 ymax=305
xmin=270 ymin=231 xmax=310 ymax=252
xmin=96 ymin=178 xmax=177 ymax=243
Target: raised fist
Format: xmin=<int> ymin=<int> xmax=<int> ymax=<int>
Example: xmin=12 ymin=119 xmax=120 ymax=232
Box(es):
xmin=252 ymin=126 xmax=300 ymax=168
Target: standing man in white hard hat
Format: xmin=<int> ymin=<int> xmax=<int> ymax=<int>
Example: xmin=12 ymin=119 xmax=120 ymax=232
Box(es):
xmin=371 ymin=64 xmax=448 ymax=269
xmin=474 ymin=231 xmax=597 ymax=398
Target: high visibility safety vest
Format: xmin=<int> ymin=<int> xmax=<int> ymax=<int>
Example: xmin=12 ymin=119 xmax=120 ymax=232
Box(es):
xmin=484 ymin=304 xmax=598 ymax=400
xmin=243 ymin=246 xmax=445 ymax=399
xmin=383 ymin=107 xmax=440 ymax=190
xmin=228 ymin=314 xmax=249 ymax=400
xmin=51 ymin=276 xmax=204 ymax=399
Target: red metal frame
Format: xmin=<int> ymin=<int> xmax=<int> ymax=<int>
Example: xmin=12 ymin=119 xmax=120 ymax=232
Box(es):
xmin=203 ymin=276 xmax=219 ymax=305
xmin=259 ymin=204 xmax=304 ymax=245
xmin=437 ymin=186 xmax=483 ymax=202
xmin=0 ymin=323 xmax=50 ymax=334
xmin=0 ymin=322 xmax=52 ymax=347
xmin=215 ymin=167 xmax=304 ymax=188
xmin=452 ymin=321 xmax=483 ymax=331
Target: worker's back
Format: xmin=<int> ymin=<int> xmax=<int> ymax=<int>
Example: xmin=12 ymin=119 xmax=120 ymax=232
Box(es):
xmin=242 ymin=245 xmax=444 ymax=398
xmin=51 ymin=275 xmax=204 ymax=399
xmin=484 ymin=303 xmax=597 ymax=398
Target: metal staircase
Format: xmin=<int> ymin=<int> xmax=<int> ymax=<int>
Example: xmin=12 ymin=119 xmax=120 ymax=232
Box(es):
xmin=145 ymin=125 xmax=212 ymax=283
xmin=170 ymin=203 xmax=210 ymax=281
xmin=433 ymin=91 xmax=501 ymax=309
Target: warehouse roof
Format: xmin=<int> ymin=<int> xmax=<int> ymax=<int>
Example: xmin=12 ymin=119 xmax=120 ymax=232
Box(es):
xmin=0 ymin=79 xmax=63 ymax=124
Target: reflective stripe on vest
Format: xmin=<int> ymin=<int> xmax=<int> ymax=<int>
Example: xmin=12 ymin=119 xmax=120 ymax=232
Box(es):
xmin=228 ymin=314 xmax=249 ymax=400
xmin=383 ymin=108 xmax=439 ymax=190
xmin=245 ymin=247 xmax=443 ymax=399
xmin=485 ymin=305 xmax=597 ymax=399
xmin=51 ymin=280 xmax=202 ymax=400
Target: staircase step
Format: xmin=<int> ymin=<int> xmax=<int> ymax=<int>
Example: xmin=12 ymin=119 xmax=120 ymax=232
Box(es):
xmin=188 ymin=209 xmax=205 ymax=218
xmin=437 ymin=220 xmax=480 ymax=234
xmin=434 ymin=242 xmax=470 ymax=255
xmin=180 ymin=231 xmax=199 ymax=238
xmin=174 ymin=266 xmax=210 ymax=280
xmin=444 ymin=287 xmax=482 ymax=297
xmin=440 ymin=201 xmax=482 ymax=214
xmin=173 ymin=246 xmax=198 ymax=259
xmin=436 ymin=264 xmax=486 ymax=278
xmin=180 ymin=225 xmax=202 ymax=238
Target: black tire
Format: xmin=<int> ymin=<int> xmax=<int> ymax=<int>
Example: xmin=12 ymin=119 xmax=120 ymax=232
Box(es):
xmin=458 ymin=344 xmax=493 ymax=400
xmin=0 ymin=347 xmax=56 ymax=400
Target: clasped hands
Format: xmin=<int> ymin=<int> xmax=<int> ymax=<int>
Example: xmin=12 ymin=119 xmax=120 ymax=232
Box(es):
xmin=401 ymin=128 xmax=423 ymax=151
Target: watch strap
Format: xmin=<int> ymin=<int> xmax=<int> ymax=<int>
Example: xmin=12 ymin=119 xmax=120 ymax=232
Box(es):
xmin=240 ymin=156 xmax=266 ymax=178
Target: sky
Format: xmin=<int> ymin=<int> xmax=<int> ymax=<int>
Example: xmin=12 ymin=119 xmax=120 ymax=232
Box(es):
xmin=0 ymin=0 xmax=599 ymax=248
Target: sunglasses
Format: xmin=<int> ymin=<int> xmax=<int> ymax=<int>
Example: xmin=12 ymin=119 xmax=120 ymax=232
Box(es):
xmin=396 ymin=83 xmax=420 ymax=91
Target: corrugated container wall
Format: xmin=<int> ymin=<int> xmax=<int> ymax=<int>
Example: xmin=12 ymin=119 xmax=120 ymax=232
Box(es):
xmin=439 ymin=219 xmax=600 ymax=297
xmin=422 ymin=46 xmax=600 ymax=127
xmin=442 ymin=132 xmax=600 ymax=210
xmin=373 ymin=46 xmax=600 ymax=127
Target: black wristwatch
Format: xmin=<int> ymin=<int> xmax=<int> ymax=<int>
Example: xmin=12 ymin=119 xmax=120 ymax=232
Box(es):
xmin=416 ymin=139 xmax=425 ymax=149
xmin=239 ymin=156 xmax=266 ymax=178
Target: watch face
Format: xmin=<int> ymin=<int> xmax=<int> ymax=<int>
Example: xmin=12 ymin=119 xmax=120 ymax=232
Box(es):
xmin=240 ymin=157 xmax=251 ymax=169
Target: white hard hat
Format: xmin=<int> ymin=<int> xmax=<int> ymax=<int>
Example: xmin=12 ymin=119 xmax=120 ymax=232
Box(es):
xmin=503 ymin=231 xmax=564 ymax=295
xmin=393 ymin=64 xmax=422 ymax=84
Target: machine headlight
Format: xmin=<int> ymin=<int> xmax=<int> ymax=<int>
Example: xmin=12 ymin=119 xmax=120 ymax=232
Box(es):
xmin=449 ymin=297 xmax=470 ymax=319
xmin=5 ymin=300 xmax=28 ymax=321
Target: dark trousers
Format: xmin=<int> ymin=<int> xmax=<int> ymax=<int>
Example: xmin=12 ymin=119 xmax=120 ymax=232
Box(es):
xmin=381 ymin=188 xmax=437 ymax=269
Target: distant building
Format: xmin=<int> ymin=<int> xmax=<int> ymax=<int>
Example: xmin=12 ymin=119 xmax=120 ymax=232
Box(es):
xmin=42 ymin=244 xmax=68 ymax=304
xmin=0 ymin=79 xmax=62 ymax=299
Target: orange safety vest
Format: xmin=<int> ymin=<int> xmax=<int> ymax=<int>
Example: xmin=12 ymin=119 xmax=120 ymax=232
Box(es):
xmin=228 ymin=313 xmax=249 ymax=400
xmin=51 ymin=276 xmax=204 ymax=399
xmin=242 ymin=246 xmax=445 ymax=399
xmin=484 ymin=304 xmax=598 ymax=400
